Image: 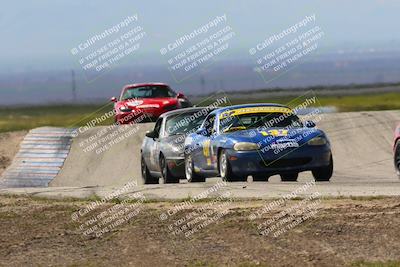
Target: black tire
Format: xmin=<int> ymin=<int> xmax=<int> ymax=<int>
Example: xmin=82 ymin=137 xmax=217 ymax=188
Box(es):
xmin=312 ymin=155 xmax=333 ymax=182
xmin=394 ymin=140 xmax=400 ymax=178
xmin=219 ymin=149 xmax=247 ymax=182
xmin=185 ymin=154 xmax=205 ymax=182
xmin=160 ymin=155 xmax=180 ymax=184
xmin=253 ymin=174 xmax=270 ymax=182
xmin=280 ymin=173 xmax=298 ymax=182
xmin=141 ymin=156 xmax=159 ymax=184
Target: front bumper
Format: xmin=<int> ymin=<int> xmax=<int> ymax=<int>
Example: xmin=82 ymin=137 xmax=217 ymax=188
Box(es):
xmin=116 ymin=105 xmax=180 ymax=124
xmin=116 ymin=109 xmax=161 ymax=124
xmin=226 ymin=145 xmax=331 ymax=176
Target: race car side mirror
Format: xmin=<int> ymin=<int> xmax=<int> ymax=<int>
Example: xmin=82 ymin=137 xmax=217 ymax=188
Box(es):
xmin=145 ymin=130 xmax=158 ymax=139
xmin=196 ymin=128 xmax=208 ymax=136
xmin=304 ymin=120 xmax=316 ymax=128
xmin=176 ymin=92 xmax=185 ymax=98
xmin=196 ymin=128 xmax=204 ymax=134
xmin=110 ymin=96 xmax=117 ymax=102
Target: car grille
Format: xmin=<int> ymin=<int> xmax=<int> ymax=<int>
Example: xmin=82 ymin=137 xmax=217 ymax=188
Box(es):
xmin=260 ymin=157 xmax=312 ymax=168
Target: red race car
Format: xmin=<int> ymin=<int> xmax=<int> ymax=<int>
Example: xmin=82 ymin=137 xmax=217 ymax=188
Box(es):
xmin=394 ymin=124 xmax=400 ymax=178
xmin=111 ymin=83 xmax=192 ymax=124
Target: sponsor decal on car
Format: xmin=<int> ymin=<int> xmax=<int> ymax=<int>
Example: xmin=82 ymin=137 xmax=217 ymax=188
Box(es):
xmin=260 ymin=129 xmax=289 ymax=137
xmin=219 ymin=106 xmax=292 ymax=119
xmin=270 ymin=139 xmax=299 ymax=149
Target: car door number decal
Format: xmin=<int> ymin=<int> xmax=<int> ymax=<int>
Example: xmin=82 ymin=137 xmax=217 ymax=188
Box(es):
xmin=203 ymin=139 xmax=212 ymax=165
xmin=203 ymin=140 xmax=210 ymax=157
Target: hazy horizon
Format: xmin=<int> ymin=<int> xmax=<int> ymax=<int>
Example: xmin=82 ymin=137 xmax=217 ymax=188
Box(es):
xmin=1 ymin=0 xmax=399 ymax=104
xmin=2 ymin=0 xmax=400 ymax=70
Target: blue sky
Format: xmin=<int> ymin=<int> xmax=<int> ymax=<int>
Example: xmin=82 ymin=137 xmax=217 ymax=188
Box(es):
xmin=1 ymin=0 xmax=399 ymax=69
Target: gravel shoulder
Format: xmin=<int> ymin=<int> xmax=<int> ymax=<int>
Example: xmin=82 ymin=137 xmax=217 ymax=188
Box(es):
xmin=0 ymin=131 xmax=26 ymax=177
xmin=0 ymin=195 xmax=399 ymax=266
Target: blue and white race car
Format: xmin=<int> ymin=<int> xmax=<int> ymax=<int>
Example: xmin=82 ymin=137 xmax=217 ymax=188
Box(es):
xmin=184 ymin=103 xmax=333 ymax=182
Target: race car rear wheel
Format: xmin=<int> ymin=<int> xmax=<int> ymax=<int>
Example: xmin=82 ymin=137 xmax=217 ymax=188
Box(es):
xmin=141 ymin=156 xmax=159 ymax=184
xmin=160 ymin=154 xmax=180 ymax=184
xmin=185 ymin=154 xmax=205 ymax=182
xmin=219 ymin=150 xmax=247 ymax=182
xmin=252 ymin=174 xmax=270 ymax=182
xmin=280 ymin=173 xmax=298 ymax=182
xmin=312 ymin=155 xmax=333 ymax=182
xmin=394 ymin=140 xmax=400 ymax=178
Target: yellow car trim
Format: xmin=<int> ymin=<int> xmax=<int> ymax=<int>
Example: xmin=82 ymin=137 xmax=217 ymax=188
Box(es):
xmin=219 ymin=106 xmax=292 ymax=119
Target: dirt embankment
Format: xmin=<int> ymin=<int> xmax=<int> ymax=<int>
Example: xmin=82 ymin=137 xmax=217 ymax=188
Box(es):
xmin=50 ymin=124 xmax=153 ymax=187
xmin=0 ymin=131 xmax=26 ymax=177
xmin=0 ymin=196 xmax=400 ymax=266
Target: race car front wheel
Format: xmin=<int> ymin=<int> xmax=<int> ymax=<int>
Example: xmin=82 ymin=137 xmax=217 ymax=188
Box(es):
xmin=312 ymin=155 xmax=333 ymax=182
xmin=219 ymin=150 xmax=247 ymax=182
xmin=160 ymin=154 xmax=180 ymax=184
xmin=394 ymin=140 xmax=400 ymax=178
xmin=141 ymin=156 xmax=159 ymax=184
xmin=185 ymin=154 xmax=205 ymax=182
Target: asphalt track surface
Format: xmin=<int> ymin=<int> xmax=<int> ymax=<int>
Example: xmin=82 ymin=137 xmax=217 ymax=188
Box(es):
xmin=1 ymin=110 xmax=400 ymax=199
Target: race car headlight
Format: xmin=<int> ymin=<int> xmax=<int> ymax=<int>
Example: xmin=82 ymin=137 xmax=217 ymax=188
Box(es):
xmin=233 ymin=142 xmax=259 ymax=151
xmin=120 ymin=106 xmax=132 ymax=112
xmin=307 ymin=137 xmax=327 ymax=146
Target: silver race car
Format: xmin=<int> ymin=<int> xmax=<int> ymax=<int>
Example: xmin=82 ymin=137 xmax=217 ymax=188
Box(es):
xmin=141 ymin=107 xmax=215 ymax=184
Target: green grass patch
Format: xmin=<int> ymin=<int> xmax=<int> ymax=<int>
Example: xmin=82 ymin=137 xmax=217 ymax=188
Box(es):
xmin=226 ymin=92 xmax=400 ymax=112
xmin=0 ymin=103 xmax=115 ymax=133
xmin=1 ymin=92 xmax=400 ymax=133
xmin=315 ymin=93 xmax=400 ymax=112
xmin=351 ymin=260 xmax=400 ymax=267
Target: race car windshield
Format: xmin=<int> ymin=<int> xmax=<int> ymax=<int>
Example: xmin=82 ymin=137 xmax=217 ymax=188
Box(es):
xmin=165 ymin=112 xmax=208 ymax=136
xmin=121 ymin=85 xmax=176 ymax=100
xmin=220 ymin=112 xmax=303 ymax=133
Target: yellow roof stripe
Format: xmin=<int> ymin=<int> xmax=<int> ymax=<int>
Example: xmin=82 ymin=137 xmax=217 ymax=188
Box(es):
xmin=220 ymin=106 xmax=292 ymax=119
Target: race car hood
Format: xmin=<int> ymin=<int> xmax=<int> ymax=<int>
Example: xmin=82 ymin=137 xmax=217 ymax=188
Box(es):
xmin=121 ymin=98 xmax=179 ymax=109
xmin=221 ymin=127 xmax=327 ymax=148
